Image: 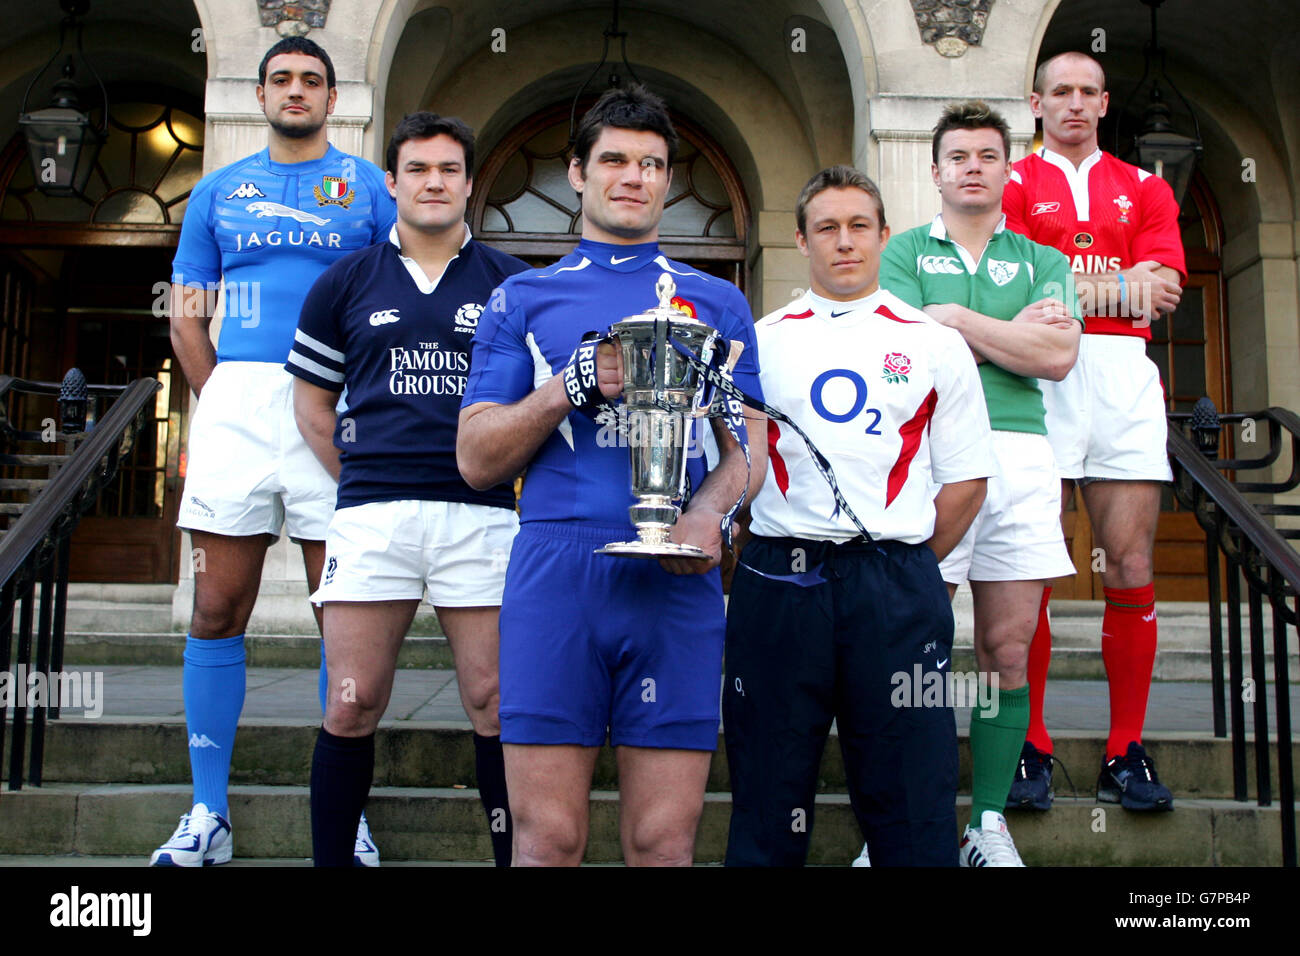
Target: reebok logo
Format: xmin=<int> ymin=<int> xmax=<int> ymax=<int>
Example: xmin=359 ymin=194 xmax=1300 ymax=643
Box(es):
xmin=1031 ymin=201 xmax=1060 ymax=215
xmin=369 ymin=309 xmax=400 ymax=326
xmin=917 ymin=254 xmax=963 ymax=275
xmin=188 ymin=733 xmax=220 ymax=749
xmin=225 ymin=182 xmax=265 ymax=200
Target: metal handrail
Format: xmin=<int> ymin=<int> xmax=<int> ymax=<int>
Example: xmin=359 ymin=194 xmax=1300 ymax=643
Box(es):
xmin=0 ymin=375 xmax=159 ymax=793
xmin=1167 ymin=405 xmax=1297 ymax=867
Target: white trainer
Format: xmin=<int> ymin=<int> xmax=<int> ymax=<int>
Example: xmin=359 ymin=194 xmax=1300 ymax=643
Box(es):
xmin=353 ymin=811 xmax=380 ymax=867
xmin=851 ymin=842 xmax=871 ymax=867
xmin=958 ymin=810 xmax=1026 ymax=867
xmin=149 ymin=803 xmax=233 ymax=867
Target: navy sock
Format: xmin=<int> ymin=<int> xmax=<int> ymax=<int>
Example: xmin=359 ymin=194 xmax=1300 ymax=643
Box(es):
xmin=310 ymin=727 xmax=375 ymax=867
xmin=474 ymin=732 xmax=513 ymax=867
xmin=317 ymin=639 xmax=328 ymax=715
xmin=183 ymin=633 xmax=246 ymax=817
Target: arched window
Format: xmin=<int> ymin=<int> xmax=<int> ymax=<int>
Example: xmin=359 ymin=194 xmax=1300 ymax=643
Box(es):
xmin=470 ymin=104 xmax=750 ymax=288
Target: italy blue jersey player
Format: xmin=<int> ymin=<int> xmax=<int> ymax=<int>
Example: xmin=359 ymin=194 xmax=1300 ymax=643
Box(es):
xmin=458 ymin=85 xmax=768 ymax=866
xmin=289 ymin=112 xmax=529 ymax=867
xmin=151 ymin=37 xmax=395 ymax=868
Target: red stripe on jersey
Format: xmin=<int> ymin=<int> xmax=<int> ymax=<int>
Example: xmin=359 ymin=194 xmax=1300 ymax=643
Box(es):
xmin=767 ymin=419 xmax=790 ymax=498
xmin=776 ymin=308 xmax=814 ymax=322
xmin=876 ymin=303 xmax=922 ymax=324
xmin=886 ymin=388 xmax=938 ymax=507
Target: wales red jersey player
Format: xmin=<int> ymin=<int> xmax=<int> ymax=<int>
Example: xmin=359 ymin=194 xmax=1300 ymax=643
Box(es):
xmin=1001 ymin=51 xmax=1186 ymax=813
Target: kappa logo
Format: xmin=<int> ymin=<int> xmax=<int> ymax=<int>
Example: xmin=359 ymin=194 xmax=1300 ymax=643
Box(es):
xmin=918 ymin=254 xmax=963 ymax=275
xmin=225 ymin=182 xmax=266 ymax=200
xmin=369 ymin=309 xmax=400 ymax=326
xmin=188 ymin=733 xmax=220 ymax=749
xmin=1031 ymin=201 xmax=1060 ymax=216
xmin=453 ymin=302 xmax=484 ymax=333
xmin=987 ymin=259 xmax=1021 ymax=286
xmin=245 ymin=201 xmax=332 ymax=226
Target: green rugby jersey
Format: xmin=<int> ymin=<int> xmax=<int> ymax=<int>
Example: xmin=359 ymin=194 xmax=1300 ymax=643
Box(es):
xmin=879 ymin=215 xmax=1081 ymax=434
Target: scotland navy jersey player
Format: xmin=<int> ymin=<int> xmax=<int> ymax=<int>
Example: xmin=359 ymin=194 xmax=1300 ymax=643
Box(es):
xmin=723 ymin=167 xmax=993 ymax=867
xmin=288 ymin=113 xmax=528 ymax=867
xmin=152 ymin=37 xmax=394 ymax=867
xmin=458 ymin=85 xmax=767 ymax=866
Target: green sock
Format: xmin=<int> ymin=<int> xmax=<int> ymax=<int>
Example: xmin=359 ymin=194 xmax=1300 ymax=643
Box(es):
xmin=969 ymin=684 xmax=1030 ymax=827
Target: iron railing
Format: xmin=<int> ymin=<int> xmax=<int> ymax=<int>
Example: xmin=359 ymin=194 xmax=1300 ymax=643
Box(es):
xmin=1168 ymin=401 xmax=1298 ymax=867
xmin=0 ymin=374 xmax=159 ymax=793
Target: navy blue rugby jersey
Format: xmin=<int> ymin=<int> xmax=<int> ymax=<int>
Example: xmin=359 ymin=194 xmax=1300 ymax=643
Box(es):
xmin=461 ymin=238 xmax=762 ymax=528
xmin=286 ymin=226 xmax=528 ymax=510
xmin=172 ymin=144 xmax=395 ymax=364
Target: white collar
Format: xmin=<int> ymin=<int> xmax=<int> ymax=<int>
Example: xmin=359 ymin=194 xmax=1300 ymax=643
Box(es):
xmin=927 ymin=212 xmax=1006 ymax=241
xmin=1036 ymin=146 xmax=1104 ymax=220
xmin=388 ymin=222 xmax=471 ymax=294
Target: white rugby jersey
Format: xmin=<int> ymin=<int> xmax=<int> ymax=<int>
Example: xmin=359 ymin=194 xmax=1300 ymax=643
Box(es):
xmin=749 ymin=288 xmax=995 ymax=544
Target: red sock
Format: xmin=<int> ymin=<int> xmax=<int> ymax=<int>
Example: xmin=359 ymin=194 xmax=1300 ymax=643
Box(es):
xmin=1101 ymin=583 xmax=1158 ymax=759
xmin=1025 ymin=586 xmax=1053 ymax=753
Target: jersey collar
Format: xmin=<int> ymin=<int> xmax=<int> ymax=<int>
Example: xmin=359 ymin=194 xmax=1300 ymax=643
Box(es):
xmin=808 ymin=288 xmax=885 ymax=322
xmin=1036 ymin=146 xmax=1104 ymax=220
xmin=928 ymin=213 xmax=1007 ymax=274
xmin=388 ymin=222 xmax=471 ymax=294
xmin=255 ymin=142 xmax=341 ymax=175
xmin=575 ymin=237 xmax=660 ymax=273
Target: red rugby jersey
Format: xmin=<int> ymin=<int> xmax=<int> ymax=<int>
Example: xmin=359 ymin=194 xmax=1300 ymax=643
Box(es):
xmin=1003 ymin=147 xmax=1186 ymax=339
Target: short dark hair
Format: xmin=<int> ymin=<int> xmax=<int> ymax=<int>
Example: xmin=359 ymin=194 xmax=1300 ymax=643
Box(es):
xmin=258 ymin=37 xmax=336 ymax=90
xmin=794 ymin=165 xmax=887 ymax=234
xmin=386 ymin=112 xmax=475 ymax=176
xmin=572 ymin=84 xmax=679 ymax=173
xmin=931 ymin=100 xmax=1012 ymax=165
xmin=1033 ymin=51 xmax=1106 ymax=96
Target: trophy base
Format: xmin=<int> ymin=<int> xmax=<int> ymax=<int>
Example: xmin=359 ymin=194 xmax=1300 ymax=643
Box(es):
xmin=595 ymin=541 xmax=711 ymax=560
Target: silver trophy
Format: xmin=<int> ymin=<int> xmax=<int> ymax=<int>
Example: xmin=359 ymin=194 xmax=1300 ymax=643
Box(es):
xmin=596 ymin=273 xmax=736 ymax=559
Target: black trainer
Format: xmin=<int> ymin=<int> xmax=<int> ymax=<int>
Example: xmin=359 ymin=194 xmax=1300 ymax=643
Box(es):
xmin=1097 ymin=741 xmax=1174 ymax=811
xmin=1006 ymin=741 xmax=1054 ymax=810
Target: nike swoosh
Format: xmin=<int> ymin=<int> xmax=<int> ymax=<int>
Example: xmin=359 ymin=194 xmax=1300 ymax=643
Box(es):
xmin=831 ymin=310 xmax=853 ymax=317
xmin=610 ymin=255 xmax=637 ymax=264
xmin=936 ymin=658 xmax=948 ymax=669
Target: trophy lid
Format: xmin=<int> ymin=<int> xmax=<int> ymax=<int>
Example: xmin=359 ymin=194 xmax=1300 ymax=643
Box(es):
xmin=610 ymin=272 xmax=711 ymax=333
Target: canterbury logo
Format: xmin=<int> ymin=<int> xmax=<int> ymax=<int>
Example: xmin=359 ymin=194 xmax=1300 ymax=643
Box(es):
xmin=245 ymin=201 xmax=332 ymax=225
xmin=1031 ymin=201 xmax=1060 ymax=215
xmin=369 ymin=309 xmax=400 ymax=326
xmin=188 ymin=733 xmax=221 ymax=749
xmin=917 ymin=254 xmax=963 ymax=275
xmin=225 ymin=182 xmax=266 ymax=200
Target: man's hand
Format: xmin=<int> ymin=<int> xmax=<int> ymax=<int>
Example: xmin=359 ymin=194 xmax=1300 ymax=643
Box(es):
xmin=658 ymin=507 xmax=724 ymax=575
xmin=596 ymin=340 xmax=624 ymax=401
xmin=1013 ymin=297 xmax=1075 ymax=330
xmin=1123 ymin=260 xmax=1182 ymax=319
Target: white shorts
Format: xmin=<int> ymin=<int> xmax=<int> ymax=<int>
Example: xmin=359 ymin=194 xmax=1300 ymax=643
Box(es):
xmin=939 ymin=431 xmax=1076 ymax=585
xmin=310 ymin=499 xmax=519 ymax=607
xmin=1041 ymin=334 xmax=1173 ymax=482
xmin=178 ymin=362 xmax=336 ymax=539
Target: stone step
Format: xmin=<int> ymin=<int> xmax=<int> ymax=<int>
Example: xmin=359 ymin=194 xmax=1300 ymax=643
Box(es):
xmin=24 ymin=720 xmax=1299 ymax=801
xmin=0 ymin=783 xmax=1291 ymax=865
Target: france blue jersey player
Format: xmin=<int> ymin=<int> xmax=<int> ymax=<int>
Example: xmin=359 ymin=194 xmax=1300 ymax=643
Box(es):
xmin=457 ymin=85 xmax=768 ymax=867
xmin=151 ymin=37 xmax=393 ymax=868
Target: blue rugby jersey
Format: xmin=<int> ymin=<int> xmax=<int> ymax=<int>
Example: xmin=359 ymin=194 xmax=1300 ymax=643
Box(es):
xmin=172 ymin=144 xmax=395 ymax=364
xmin=286 ymin=227 xmax=528 ymax=510
xmin=462 ymin=238 xmax=763 ymax=528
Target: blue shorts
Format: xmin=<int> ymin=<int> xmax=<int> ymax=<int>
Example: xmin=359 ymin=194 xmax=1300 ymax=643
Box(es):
xmin=498 ymin=521 xmax=726 ymax=750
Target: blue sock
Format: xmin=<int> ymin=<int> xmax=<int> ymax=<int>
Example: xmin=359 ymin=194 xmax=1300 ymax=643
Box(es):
xmin=183 ymin=633 xmax=246 ymax=817
xmin=318 ymin=640 xmax=328 ymax=715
